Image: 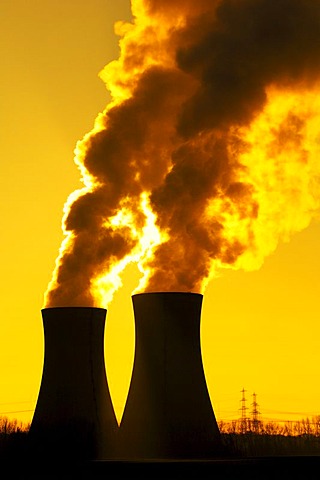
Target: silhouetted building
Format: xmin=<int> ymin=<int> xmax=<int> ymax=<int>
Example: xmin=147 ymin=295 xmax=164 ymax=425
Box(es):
xmin=29 ymin=307 xmax=118 ymax=461
xmin=119 ymin=292 xmax=222 ymax=459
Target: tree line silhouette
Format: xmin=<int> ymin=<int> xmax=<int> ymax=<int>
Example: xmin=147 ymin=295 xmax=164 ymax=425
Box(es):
xmin=0 ymin=415 xmax=320 ymax=458
xmin=218 ymin=417 xmax=320 ymax=456
xmin=218 ymin=416 xmax=320 ymax=436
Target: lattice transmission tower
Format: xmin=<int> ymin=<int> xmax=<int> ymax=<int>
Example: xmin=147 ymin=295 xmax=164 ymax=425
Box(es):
xmin=239 ymin=388 xmax=248 ymax=433
xmin=251 ymin=392 xmax=261 ymax=433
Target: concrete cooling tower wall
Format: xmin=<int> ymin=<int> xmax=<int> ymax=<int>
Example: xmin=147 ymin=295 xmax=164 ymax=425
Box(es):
xmin=119 ymin=292 xmax=222 ymax=460
xmin=29 ymin=307 xmax=118 ymax=461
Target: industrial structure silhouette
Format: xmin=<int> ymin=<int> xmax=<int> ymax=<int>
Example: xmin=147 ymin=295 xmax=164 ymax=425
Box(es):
xmin=120 ymin=292 xmax=222 ymax=459
xmin=29 ymin=307 xmax=118 ymax=460
xmin=29 ymin=293 xmax=223 ymax=460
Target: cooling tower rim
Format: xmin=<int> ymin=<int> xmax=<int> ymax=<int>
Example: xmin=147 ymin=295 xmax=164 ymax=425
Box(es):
xmin=132 ymin=291 xmax=203 ymax=298
xmin=41 ymin=306 xmax=107 ymax=313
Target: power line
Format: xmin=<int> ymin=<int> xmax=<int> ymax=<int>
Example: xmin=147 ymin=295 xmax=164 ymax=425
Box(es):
xmin=0 ymin=409 xmax=34 ymax=415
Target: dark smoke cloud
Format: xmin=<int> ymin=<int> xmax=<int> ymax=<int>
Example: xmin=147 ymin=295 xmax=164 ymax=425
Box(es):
xmin=142 ymin=0 xmax=320 ymax=292
xmin=176 ymin=0 xmax=320 ymax=136
xmin=46 ymin=62 xmax=193 ymax=306
xmin=46 ymin=0 xmax=320 ymax=305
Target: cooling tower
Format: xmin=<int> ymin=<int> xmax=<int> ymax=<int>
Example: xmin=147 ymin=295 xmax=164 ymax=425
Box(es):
xmin=29 ymin=307 xmax=118 ymax=461
xmin=119 ymin=292 xmax=222 ymax=460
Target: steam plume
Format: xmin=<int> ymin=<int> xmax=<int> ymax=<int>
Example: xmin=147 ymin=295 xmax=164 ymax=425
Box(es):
xmin=45 ymin=0 xmax=320 ymax=307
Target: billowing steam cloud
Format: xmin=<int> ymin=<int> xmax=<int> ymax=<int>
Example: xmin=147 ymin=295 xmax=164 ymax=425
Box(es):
xmin=45 ymin=0 xmax=320 ymax=307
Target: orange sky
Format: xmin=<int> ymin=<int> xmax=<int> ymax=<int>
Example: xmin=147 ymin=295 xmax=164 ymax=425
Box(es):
xmin=1 ymin=0 xmax=320 ymax=427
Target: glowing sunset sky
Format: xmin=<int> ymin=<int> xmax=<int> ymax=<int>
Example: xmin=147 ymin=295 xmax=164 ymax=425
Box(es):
xmin=1 ymin=0 xmax=320 ymax=427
